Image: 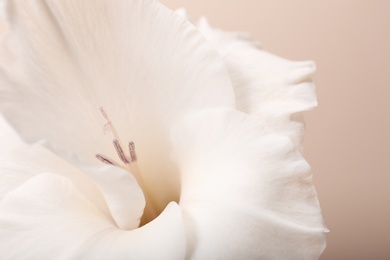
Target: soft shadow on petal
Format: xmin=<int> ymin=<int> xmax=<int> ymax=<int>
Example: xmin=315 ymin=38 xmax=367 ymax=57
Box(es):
xmin=82 ymin=165 xmax=146 ymax=230
xmin=0 ymin=115 xmax=110 ymax=219
xmin=0 ymin=173 xmax=185 ymax=260
xmin=171 ymin=109 xmax=326 ymax=259
xmin=0 ymin=173 xmax=114 ymax=259
xmin=80 ymin=202 xmax=186 ymax=260
xmin=0 ymin=0 xmax=235 ymax=211
xmin=0 ymin=114 xmax=32 ymax=201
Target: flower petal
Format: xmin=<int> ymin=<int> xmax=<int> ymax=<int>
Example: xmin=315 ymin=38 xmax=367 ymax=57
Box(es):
xmin=171 ymin=109 xmax=326 ymax=259
xmin=0 ymin=0 xmax=235 ymax=210
xmin=196 ymin=17 xmax=317 ymax=118
xmin=0 ymin=173 xmax=185 ymax=259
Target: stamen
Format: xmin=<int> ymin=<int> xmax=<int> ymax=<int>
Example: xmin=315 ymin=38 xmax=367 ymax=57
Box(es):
xmin=129 ymin=141 xmax=137 ymax=162
xmin=96 ymin=154 xmax=117 ymax=165
xmin=113 ymin=139 xmax=130 ymax=164
xmin=96 ymin=138 xmax=158 ymax=225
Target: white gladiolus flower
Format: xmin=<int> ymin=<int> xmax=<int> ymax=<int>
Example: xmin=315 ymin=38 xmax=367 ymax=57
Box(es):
xmin=0 ymin=0 xmax=327 ymax=259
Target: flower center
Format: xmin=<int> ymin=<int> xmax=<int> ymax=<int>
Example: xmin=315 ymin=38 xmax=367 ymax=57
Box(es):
xmin=95 ymin=107 xmax=158 ymax=225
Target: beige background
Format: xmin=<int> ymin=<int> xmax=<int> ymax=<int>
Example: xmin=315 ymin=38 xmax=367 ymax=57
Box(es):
xmin=161 ymin=0 xmax=390 ymax=259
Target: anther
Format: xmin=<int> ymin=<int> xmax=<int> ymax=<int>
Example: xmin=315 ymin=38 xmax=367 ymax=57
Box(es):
xmin=129 ymin=141 xmax=137 ymax=162
xmin=113 ymin=139 xmax=130 ymax=164
xmin=96 ymin=154 xmax=117 ymax=165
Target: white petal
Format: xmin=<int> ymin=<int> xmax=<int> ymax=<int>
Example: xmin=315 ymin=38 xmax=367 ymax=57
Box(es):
xmin=196 ymin=17 xmax=317 ymax=119
xmin=171 ymin=109 xmax=326 ymax=259
xmin=0 ymin=0 xmax=235 ymax=210
xmin=82 ymin=165 xmax=145 ymax=230
xmin=0 ymin=173 xmax=185 ymax=259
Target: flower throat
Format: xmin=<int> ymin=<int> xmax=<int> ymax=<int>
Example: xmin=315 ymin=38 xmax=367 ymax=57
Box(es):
xmin=95 ymin=107 xmax=158 ymax=226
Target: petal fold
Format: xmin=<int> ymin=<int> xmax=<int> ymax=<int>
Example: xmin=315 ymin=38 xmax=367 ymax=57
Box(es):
xmin=82 ymin=165 xmax=145 ymax=230
xmin=0 ymin=173 xmax=186 ymax=259
xmin=0 ymin=173 xmax=114 ymax=259
xmin=80 ymin=202 xmax=186 ymax=260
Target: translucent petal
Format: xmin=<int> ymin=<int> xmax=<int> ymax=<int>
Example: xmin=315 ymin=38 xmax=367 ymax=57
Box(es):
xmin=0 ymin=173 xmax=185 ymax=259
xmin=171 ymin=109 xmax=326 ymax=259
xmin=196 ymin=17 xmax=317 ymax=119
xmin=0 ymin=0 xmax=235 ymax=210
xmin=191 ymin=15 xmax=319 ymax=162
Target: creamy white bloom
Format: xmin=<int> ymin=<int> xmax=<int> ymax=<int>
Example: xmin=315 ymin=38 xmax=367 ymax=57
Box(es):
xmin=0 ymin=0 xmax=326 ymax=259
